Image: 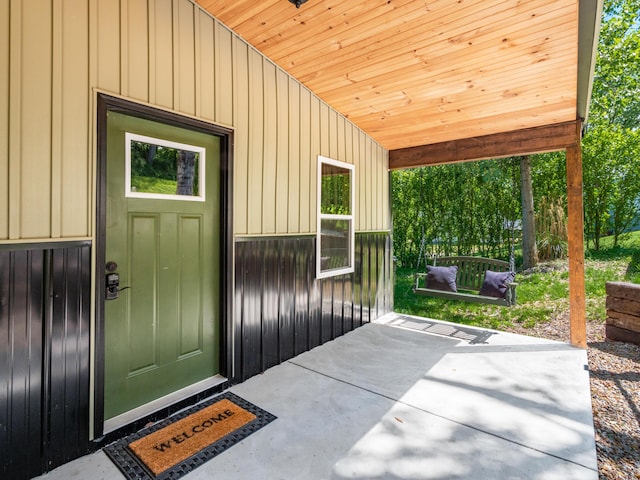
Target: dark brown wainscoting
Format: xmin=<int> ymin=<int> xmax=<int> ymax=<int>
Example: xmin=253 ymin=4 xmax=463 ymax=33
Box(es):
xmin=233 ymin=232 xmax=393 ymax=382
xmin=0 ymin=242 xmax=91 ymax=480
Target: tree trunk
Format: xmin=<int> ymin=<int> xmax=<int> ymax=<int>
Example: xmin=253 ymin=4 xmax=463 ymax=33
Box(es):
xmin=176 ymin=150 xmax=197 ymax=195
xmin=519 ymin=155 xmax=538 ymax=269
xmin=146 ymin=144 xmax=157 ymax=166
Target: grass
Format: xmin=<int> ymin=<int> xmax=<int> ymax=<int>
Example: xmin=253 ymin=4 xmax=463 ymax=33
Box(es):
xmin=394 ymin=230 xmax=640 ymax=331
xmin=131 ymin=176 xmax=179 ymax=195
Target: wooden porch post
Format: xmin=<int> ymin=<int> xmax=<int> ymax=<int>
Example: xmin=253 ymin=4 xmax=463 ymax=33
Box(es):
xmin=566 ymin=121 xmax=587 ymax=348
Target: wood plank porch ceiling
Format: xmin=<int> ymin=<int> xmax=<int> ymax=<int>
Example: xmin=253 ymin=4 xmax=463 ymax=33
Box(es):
xmin=195 ymin=0 xmax=579 ymax=152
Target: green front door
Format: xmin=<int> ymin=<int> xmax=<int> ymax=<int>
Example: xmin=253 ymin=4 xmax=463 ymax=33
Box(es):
xmin=104 ymin=111 xmax=221 ymax=423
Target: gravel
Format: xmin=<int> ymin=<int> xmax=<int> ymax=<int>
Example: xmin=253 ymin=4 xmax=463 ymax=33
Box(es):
xmin=505 ymin=316 xmax=640 ymax=479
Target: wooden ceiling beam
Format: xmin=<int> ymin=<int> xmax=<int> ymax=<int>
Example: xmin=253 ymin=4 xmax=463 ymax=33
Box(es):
xmin=388 ymin=120 xmax=579 ymax=169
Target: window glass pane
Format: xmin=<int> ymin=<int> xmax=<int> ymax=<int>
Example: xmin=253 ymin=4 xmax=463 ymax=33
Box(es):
xmin=321 ymin=163 xmax=351 ymax=215
xmin=320 ymin=218 xmax=351 ymax=271
xmin=130 ymin=139 xmax=200 ymax=197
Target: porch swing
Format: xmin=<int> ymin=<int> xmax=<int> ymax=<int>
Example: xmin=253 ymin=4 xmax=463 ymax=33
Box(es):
xmin=412 ymin=222 xmax=518 ymax=306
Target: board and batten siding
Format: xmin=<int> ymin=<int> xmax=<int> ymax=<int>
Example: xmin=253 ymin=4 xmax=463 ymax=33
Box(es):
xmin=0 ymin=0 xmax=390 ymax=241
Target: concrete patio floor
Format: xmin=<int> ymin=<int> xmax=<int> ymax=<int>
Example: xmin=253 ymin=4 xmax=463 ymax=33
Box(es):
xmin=36 ymin=313 xmax=598 ymax=480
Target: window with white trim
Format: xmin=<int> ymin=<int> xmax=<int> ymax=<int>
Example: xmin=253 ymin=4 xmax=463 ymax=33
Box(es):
xmin=317 ymin=156 xmax=355 ymax=278
xmin=125 ymin=133 xmax=206 ymax=202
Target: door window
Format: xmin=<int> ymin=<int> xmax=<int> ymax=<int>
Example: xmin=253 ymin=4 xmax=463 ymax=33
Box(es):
xmin=125 ymin=133 xmax=206 ymax=201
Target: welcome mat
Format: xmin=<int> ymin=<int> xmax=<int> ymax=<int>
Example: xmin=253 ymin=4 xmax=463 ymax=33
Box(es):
xmin=104 ymin=392 xmax=276 ymax=480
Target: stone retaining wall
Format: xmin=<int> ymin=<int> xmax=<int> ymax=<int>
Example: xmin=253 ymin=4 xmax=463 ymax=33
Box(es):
xmin=605 ymin=281 xmax=640 ymax=345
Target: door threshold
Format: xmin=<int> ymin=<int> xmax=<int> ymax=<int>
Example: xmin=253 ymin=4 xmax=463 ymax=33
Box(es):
xmin=103 ymin=375 xmax=227 ymax=434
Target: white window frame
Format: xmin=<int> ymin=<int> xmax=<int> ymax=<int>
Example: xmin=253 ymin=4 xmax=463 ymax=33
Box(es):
xmin=317 ymin=155 xmax=355 ymax=279
xmin=125 ymin=132 xmax=206 ymax=202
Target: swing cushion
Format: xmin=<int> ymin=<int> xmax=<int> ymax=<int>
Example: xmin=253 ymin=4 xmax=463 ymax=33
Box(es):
xmin=479 ymin=270 xmax=516 ymax=299
xmin=426 ymin=265 xmax=458 ymax=292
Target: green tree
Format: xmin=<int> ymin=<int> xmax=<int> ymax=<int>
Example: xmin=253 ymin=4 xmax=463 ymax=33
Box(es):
xmin=391 ymin=159 xmax=520 ymax=268
xmin=581 ymin=0 xmax=640 ymax=249
xmin=590 ymin=0 xmax=640 ymax=128
xmin=530 ymin=151 xmax=567 ymax=207
xmin=583 ymin=126 xmax=640 ymax=248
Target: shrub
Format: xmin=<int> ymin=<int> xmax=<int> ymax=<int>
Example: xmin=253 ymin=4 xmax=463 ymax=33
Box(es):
xmin=536 ymin=197 xmax=568 ymax=261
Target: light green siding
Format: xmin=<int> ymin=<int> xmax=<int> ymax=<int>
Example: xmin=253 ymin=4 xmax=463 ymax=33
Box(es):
xmin=0 ymin=0 xmax=8 ymax=240
xmin=0 ymin=0 xmax=390 ymax=241
xmin=287 ymin=77 xmax=301 ymax=234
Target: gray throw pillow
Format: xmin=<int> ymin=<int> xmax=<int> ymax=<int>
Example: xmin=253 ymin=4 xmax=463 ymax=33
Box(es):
xmin=426 ymin=265 xmax=458 ymax=292
xmin=479 ymin=270 xmax=516 ymax=298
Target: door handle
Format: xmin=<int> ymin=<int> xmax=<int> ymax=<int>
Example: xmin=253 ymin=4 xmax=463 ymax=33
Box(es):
xmin=105 ymin=261 xmax=129 ymax=300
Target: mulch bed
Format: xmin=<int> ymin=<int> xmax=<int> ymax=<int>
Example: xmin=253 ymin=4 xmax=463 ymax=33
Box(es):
xmin=505 ymin=316 xmax=640 ymax=480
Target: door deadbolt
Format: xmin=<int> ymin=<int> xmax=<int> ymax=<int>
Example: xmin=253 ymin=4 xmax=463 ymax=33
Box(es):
xmin=105 ymin=261 xmax=129 ymax=300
